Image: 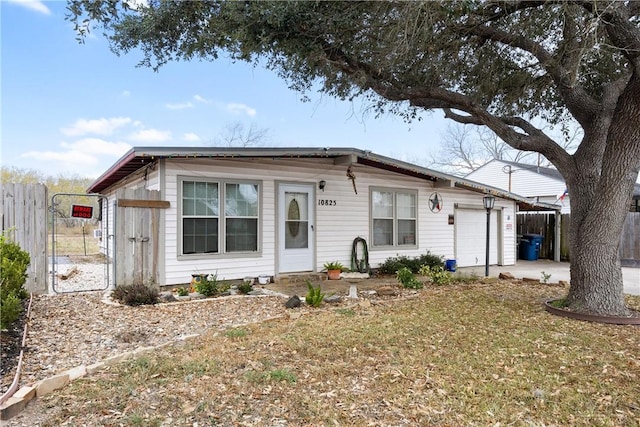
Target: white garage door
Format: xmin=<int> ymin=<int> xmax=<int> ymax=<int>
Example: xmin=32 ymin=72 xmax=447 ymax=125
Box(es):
xmin=455 ymin=208 xmax=499 ymax=267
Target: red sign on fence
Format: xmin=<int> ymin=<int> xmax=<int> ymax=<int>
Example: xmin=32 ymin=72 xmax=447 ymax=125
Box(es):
xmin=71 ymin=204 xmax=93 ymax=219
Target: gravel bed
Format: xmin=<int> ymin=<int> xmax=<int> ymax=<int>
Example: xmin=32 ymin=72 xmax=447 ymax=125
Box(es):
xmin=0 ymin=263 xmax=290 ymax=399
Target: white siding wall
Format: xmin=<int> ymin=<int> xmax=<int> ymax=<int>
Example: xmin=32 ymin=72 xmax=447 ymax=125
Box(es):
xmin=155 ymin=158 xmax=517 ymax=285
xmin=466 ymin=161 xmax=566 ymax=198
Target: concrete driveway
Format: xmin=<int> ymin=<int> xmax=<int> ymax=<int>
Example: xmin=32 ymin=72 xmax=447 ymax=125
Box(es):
xmin=458 ymin=259 xmax=640 ymax=296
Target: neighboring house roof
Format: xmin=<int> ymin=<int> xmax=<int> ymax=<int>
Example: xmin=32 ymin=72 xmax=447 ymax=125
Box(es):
xmin=87 ymin=147 xmax=560 ymax=212
xmin=496 ymin=159 xmax=565 ymax=181
xmin=468 ymin=159 xmax=640 ymax=201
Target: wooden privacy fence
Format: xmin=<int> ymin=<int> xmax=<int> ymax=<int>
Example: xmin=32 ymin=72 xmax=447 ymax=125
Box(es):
xmin=0 ymin=183 xmax=48 ymax=293
xmin=517 ymin=212 xmax=640 ymax=266
xmin=620 ymin=212 xmax=640 ymax=267
xmin=516 ymin=213 xmax=565 ymax=260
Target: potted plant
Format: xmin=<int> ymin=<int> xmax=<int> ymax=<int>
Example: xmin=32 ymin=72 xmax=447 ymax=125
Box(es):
xmin=323 ymin=261 xmax=344 ymax=280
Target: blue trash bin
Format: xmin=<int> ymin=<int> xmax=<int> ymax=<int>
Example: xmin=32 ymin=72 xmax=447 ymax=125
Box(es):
xmin=519 ymin=234 xmax=543 ymax=260
xmin=444 ymin=259 xmax=457 ymax=272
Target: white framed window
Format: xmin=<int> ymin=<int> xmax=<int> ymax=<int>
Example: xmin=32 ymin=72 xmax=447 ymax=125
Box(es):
xmin=179 ymin=177 xmax=260 ymax=256
xmin=371 ymin=188 xmax=417 ymax=248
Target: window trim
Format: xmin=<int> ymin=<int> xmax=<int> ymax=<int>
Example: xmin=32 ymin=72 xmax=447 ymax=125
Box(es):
xmin=370 ymin=186 xmax=418 ymax=250
xmin=178 ymin=176 xmax=262 ymax=259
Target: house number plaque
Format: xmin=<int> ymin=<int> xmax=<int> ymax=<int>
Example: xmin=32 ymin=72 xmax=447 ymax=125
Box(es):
xmin=318 ymin=199 xmax=337 ymax=206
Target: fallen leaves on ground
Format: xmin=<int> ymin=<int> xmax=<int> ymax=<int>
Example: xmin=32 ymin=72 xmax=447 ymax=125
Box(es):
xmin=9 ymin=282 xmax=640 ymax=426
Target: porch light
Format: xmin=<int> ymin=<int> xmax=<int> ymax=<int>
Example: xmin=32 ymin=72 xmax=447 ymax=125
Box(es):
xmin=483 ymin=195 xmax=495 ymax=210
xmin=319 ymin=180 xmax=326 ymax=191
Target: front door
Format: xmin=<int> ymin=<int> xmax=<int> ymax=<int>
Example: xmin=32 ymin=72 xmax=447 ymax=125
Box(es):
xmin=278 ymin=183 xmax=315 ymax=273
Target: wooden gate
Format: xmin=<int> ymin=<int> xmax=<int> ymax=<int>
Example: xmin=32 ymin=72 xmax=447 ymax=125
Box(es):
xmin=114 ymin=188 xmax=168 ymax=287
xmin=0 ymin=183 xmax=48 ymax=293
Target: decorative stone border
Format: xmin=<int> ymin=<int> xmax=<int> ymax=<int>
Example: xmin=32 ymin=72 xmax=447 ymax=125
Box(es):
xmin=0 ymin=334 xmax=196 ymax=420
xmin=544 ymin=300 xmax=640 ymax=326
xmin=0 ymin=286 xmax=410 ymax=420
xmin=0 ymin=308 xmax=289 ymax=421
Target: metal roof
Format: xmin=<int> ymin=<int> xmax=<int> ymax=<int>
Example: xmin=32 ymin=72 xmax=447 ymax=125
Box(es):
xmin=87 ymin=146 xmax=560 ymax=212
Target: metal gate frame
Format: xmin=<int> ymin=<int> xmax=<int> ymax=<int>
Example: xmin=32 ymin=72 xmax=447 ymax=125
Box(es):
xmin=50 ymin=193 xmax=110 ymax=293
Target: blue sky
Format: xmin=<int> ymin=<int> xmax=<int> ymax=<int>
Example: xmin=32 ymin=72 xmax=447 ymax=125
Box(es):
xmin=1 ymin=0 xmax=450 ymax=179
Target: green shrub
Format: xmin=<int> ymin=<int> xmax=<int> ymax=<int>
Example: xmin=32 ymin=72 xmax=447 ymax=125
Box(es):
xmin=378 ymin=252 xmax=444 ymax=274
xmin=0 ymin=237 xmax=30 ymax=300
xmin=305 ymin=281 xmax=325 ymax=307
xmin=0 ymin=292 xmax=22 ymax=330
xmin=396 ymin=267 xmax=423 ymax=289
xmin=195 ymin=273 xmax=219 ymax=297
xmin=176 ymin=286 xmax=189 ymax=296
xmin=218 ymin=281 xmax=231 ymax=293
xmin=0 ymin=237 xmax=30 ymax=329
xmin=419 ymin=265 xmax=453 ymax=286
xmin=416 ymin=252 xmax=446 ymax=270
xmin=238 ymin=280 xmax=253 ymax=294
xmin=112 ymin=283 xmax=159 ymax=306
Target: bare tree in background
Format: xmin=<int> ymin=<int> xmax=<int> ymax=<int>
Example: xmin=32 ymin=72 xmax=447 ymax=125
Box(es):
xmin=211 ymin=122 xmax=270 ymax=147
xmin=430 ymin=124 xmax=580 ymax=176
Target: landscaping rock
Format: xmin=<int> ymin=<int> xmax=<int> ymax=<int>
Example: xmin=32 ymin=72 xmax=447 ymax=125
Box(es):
xmin=35 ymin=373 xmax=70 ymax=397
xmin=159 ymin=292 xmax=177 ymax=303
xmin=559 ymin=280 xmax=569 ymax=286
xmin=376 ymin=286 xmax=397 ymax=296
xmin=13 ymin=386 xmax=36 ymax=401
xmin=324 ymin=295 xmax=342 ymax=304
xmin=188 ymin=292 xmax=205 ymax=299
xmin=499 ymin=272 xmax=515 ymax=280
xmin=285 ymin=295 xmax=301 ymax=308
xmin=1 ymin=396 xmax=27 ymax=420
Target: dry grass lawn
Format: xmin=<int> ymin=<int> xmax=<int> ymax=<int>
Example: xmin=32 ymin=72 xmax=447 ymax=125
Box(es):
xmin=33 ymin=282 xmax=640 ymax=426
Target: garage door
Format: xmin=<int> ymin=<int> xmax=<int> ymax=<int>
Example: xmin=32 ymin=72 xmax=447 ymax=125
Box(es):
xmin=455 ymin=208 xmax=499 ymax=267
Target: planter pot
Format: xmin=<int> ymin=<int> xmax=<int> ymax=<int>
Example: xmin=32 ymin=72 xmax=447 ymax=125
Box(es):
xmin=327 ymin=269 xmax=342 ymax=280
xmin=258 ymin=275 xmax=270 ymax=285
xmin=191 ymin=274 xmax=208 ymax=286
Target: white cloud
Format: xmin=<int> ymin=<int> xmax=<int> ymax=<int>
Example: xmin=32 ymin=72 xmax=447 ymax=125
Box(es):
xmin=60 ymin=139 xmax=132 ymax=156
xmin=128 ymin=129 xmax=172 ymax=142
xmin=183 ymin=133 xmax=201 ymax=142
xmin=61 ymin=117 xmax=132 ymax=137
xmin=121 ymin=90 xmax=131 ymax=97
xmin=193 ymin=95 xmax=211 ymax=104
xmin=165 ymin=102 xmax=194 ymax=110
xmin=21 ymin=149 xmax=97 ymax=165
xmin=6 ymin=0 xmax=51 ymax=15
xmin=19 ymin=138 xmax=132 ymax=178
xmin=227 ymin=103 xmax=257 ymax=117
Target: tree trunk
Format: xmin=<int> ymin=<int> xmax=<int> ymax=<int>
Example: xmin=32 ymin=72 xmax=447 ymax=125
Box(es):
xmin=566 ymin=200 xmax=629 ymax=316
xmin=563 ymin=75 xmax=640 ymax=317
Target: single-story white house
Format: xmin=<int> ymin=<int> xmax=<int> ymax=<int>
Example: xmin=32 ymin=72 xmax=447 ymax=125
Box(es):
xmin=88 ymin=147 xmax=558 ymax=287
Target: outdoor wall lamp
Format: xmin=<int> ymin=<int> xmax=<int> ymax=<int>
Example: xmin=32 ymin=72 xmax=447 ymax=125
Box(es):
xmin=483 ymin=195 xmax=495 ymax=277
xmin=319 ymin=180 xmax=326 ymax=192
